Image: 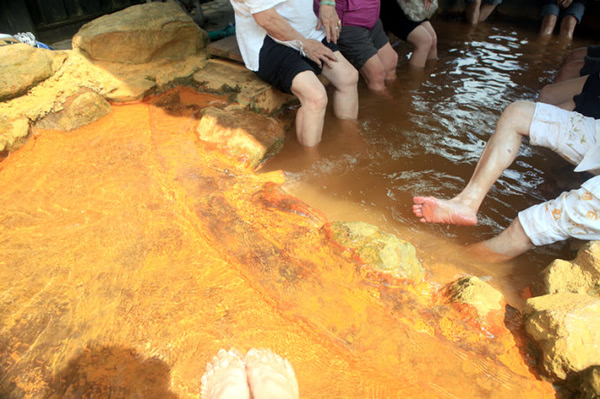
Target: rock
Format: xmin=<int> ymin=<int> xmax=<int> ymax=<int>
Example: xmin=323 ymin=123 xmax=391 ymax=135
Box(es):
xmin=323 ymin=221 xmax=425 ymax=283
xmin=0 ymin=118 xmax=30 ymax=156
xmin=193 ymin=60 xmax=295 ymax=114
xmin=35 ymin=88 xmax=111 ymax=131
xmin=536 ymin=241 xmax=600 ymax=297
xmin=196 ymin=106 xmax=285 ymax=170
xmin=0 ymin=44 xmax=54 ymax=101
xmin=443 ymin=276 xmax=504 ymax=319
xmin=579 ymin=366 xmax=600 ymax=399
xmin=524 ymin=293 xmax=600 ymax=380
xmin=72 ymin=2 xmax=208 ymax=64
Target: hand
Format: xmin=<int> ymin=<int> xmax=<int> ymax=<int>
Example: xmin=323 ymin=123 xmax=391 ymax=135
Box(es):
xmin=316 ymin=5 xmax=341 ymax=44
xmin=301 ymin=39 xmax=338 ymax=68
xmin=557 ymin=0 xmax=572 ymax=8
xmin=423 ymin=0 xmax=434 ymax=11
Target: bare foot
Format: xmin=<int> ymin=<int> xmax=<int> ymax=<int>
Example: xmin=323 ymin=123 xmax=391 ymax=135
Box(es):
xmin=201 ymin=349 xmax=250 ymax=399
xmin=412 ymin=196 xmax=478 ymax=226
xmin=245 ymin=348 xmax=299 ymax=399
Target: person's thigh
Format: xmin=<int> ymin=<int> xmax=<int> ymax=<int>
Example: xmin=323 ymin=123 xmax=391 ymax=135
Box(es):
xmin=539 ymin=75 xmax=587 ymax=105
xmin=420 ymin=21 xmax=436 ymax=41
xmin=406 ymin=23 xmax=433 ymax=49
xmin=256 ymin=36 xmax=337 ymax=94
xmin=529 ymin=102 xmax=598 ymax=165
xmin=563 ymin=0 xmax=585 ymax=23
xmin=337 ymin=25 xmax=379 ymax=71
xmin=376 ymin=42 xmax=398 ymax=72
xmin=321 ymin=50 xmax=358 ymax=89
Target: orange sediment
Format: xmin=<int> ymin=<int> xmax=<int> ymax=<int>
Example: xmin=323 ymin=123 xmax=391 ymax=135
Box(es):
xmin=0 ymin=88 xmax=554 ymax=398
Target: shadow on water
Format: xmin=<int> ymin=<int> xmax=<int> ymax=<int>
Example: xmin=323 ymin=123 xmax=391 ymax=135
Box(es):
xmin=43 ymin=345 xmax=177 ymax=398
xmin=261 ymin=18 xmax=597 ymax=309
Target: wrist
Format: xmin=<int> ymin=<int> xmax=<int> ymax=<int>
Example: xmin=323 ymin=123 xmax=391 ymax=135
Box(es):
xmin=320 ymin=0 xmax=335 ymax=6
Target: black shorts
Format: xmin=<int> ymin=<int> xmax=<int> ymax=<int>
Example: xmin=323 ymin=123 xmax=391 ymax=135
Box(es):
xmin=256 ymin=36 xmax=338 ymax=94
xmin=580 ymin=55 xmax=600 ymax=76
xmin=588 ymin=45 xmax=600 ymax=58
xmin=337 ymin=19 xmax=389 ymax=70
xmin=574 ymin=72 xmax=600 ymax=119
xmin=379 ymin=0 xmax=426 ymax=42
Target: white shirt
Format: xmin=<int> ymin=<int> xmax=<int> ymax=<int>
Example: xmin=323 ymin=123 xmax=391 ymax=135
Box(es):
xmin=230 ymin=0 xmax=325 ymax=71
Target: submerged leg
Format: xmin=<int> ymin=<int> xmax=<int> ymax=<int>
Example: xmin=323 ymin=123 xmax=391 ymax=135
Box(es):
xmin=412 ymin=101 xmax=536 ymax=225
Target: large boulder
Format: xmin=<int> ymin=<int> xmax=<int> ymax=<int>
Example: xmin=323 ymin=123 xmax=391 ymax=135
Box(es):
xmin=0 ymin=44 xmax=55 ymax=101
xmin=196 ymin=106 xmax=285 ymax=171
xmin=524 ymin=293 xmax=600 ymax=380
xmin=323 ymin=221 xmax=425 ymax=283
xmin=193 ymin=59 xmax=295 ymax=114
xmin=72 ymin=2 xmax=208 ymax=64
xmin=535 ymin=241 xmax=600 ymax=297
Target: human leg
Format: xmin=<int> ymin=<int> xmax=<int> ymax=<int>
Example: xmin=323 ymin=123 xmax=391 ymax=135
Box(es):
xmin=412 ymin=100 xmax=536 ymax=225
xmin=559 ymin=0 xmax=585 ymax=39
xmin=320 ymin=51 xmax=359 ymax=120
xmin=245 ymin=348 xmax=299 ymax=399
xmin=539 ymin=14 xmax=557 ymax=35
xmin=466 ymin=0 xmax=482 ymax=24
xmin=478 ymin=3 xmax=498 ymax=22
xmin=555 ymin=59 xmax=585 ymax=82
xmin=290 ymin=71 xmax=329 ymax=147
xmin=360 ymin=55 xmax=388 ymax=92
xmin=559 ymin=15 xmax=578 ymax=39
xmin=467 ymin=217 xmax=534 ymax=262
xmin=406 ymin=24 xmax=434 ymax=68
xmin=421 ymin=21 xmax=438 ymax=61
xmin=378 ymin=42 xmax=399 ymax=81
xmin=538 ymin=74 xmax=587 ymax=105
xmin=200 ymin=349 xmax=250 ymax=399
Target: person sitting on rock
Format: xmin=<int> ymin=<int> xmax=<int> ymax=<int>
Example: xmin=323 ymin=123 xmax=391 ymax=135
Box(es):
xmin=229 ymin=0 xmax=359 ymax=147
xmin=200 ymin=348 xmax=299 ymax=399
xmin=379 ymin=0 xmax=438 ymax=68
xmin=412 ymin=101 xmax=600 ymax=262
xmin=312 ymin=0 xmax=398 ymax=92
xmin=539 ymin=0 xmax=587 ymax=40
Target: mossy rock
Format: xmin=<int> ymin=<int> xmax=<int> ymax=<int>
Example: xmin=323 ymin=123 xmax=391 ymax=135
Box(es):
xmin=325 ymin=221 xmax=425 ymax=283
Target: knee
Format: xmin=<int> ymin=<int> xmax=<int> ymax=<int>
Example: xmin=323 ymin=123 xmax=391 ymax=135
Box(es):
xmin=364 ymin=63 xmax=387 ymax=89
xmin=301 ymin=83 xmax=328 ymax=111
xmin=429 ymin=31 xmax=438 ymax=49
xmin=538 ymin=84 xmax=552 ymax=103
xmin=501 ymin=100 xmax=535 ymax=127
xmin=414 ymin=32 xmax=433 ymax=51
xmin=341 ymin=66 xmax=359 ymax=88
xmin=386 ymin=51 xmax=399 ymax=75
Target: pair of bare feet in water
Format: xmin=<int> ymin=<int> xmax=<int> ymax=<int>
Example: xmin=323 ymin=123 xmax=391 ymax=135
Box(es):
xmin=200 ymin=348 xmax=299 ymax=399
xmin=412 ymin=196 xmax=478 ymax=226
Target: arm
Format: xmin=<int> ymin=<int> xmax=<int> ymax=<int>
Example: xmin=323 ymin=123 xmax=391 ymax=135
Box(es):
xmin=253 ymin=8 xmax=338 ymax=67
xmin=316 ymin=4 xmax=341 ymax=44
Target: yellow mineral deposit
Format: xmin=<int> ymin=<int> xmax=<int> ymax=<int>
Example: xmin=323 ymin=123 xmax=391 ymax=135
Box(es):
xmin=0 ymin=88 xmax=554 ymax=397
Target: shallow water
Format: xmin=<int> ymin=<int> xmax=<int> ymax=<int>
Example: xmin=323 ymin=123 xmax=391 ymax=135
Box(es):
xmin=262 ymin=19 xmax=596 ymax=308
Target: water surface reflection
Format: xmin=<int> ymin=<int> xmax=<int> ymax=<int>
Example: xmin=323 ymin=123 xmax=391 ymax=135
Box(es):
xmin=262 ymin=19 xmax=594 ymax=308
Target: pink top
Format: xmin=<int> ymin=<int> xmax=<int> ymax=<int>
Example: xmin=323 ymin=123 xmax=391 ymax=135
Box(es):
xmin=313 ymin=0 xmax=380 ymax=30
